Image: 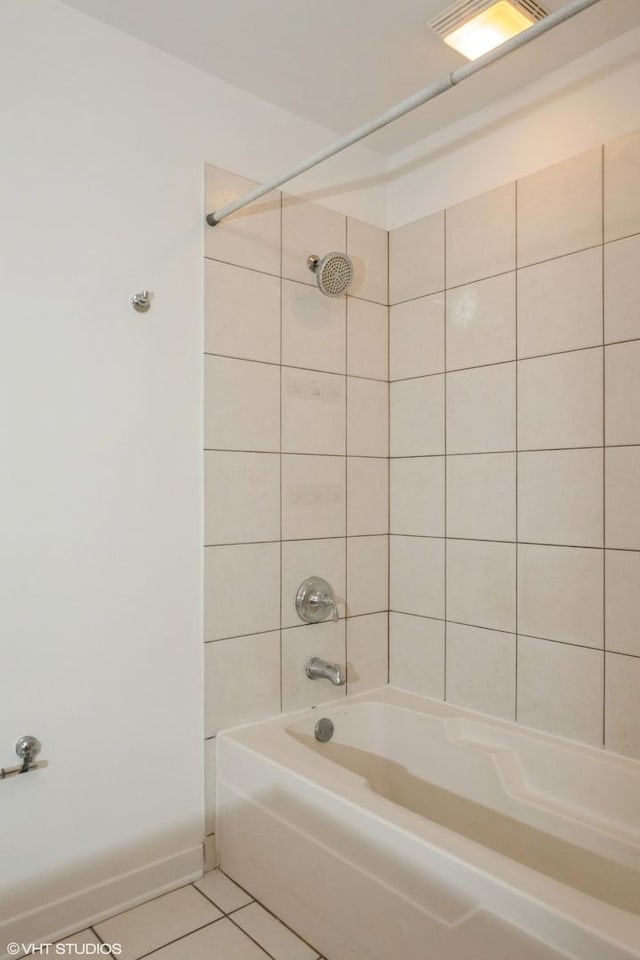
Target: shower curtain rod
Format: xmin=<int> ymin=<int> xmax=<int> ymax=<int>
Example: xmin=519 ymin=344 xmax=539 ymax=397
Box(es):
xmin=206 ymin=0 xmax=601 ymax=226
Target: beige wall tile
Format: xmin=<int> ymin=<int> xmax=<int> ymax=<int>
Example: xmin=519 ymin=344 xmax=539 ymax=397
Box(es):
xmin=390 ymin=457 xmax=444 ymax=537
xmin=605 ymin=340 xmax=640 ymax=446
xmin=605 ymin=550 xmax=640 ymax=657
xmin=390 ymin=536 xmax=445 ymax=619
xmin=347 ymin=535 xmax=388 ymax=617
xmin=517 ymin=348 xmax=603 ymax=451
xmin=204 ymin=542 xmax=280 ymax=641
xmin=390 ymin=375 xmax=444 ymax=456
xmin=347 ymin=613 xmax=389 ymax=694
xmin=605 ymin=446 xmax=640 ymax=550
xmin=282 ymin=368 xmax=346 ymax=455
xmin=204 ymin=259 xmax=280 ymax=363
xmin=446 ymin=453 xmax=516 ymax=542
xmin=282 ymin=455 xmax=346 ymax=540
xmin=282 ymin=280 xmax=346 ymax=374
xmin=282 ymin=620 xmax=346 ymax=711
xmin=204 ymin=355 xmax=280 ymax=452
xmin=347 ymin=217 xmax=388 ymax=304
xmin=604 ymin=129 xmax=640 ymax=242
xmin=518 ymin=449 xmax=603 ymax=547
xmin=390 ymin=294 xmax=444 ymax=380
xmin=281 ymin=537 xmax=346 ymax=628
xmin=517 ymin=148 xmax=602 ymax=267
xmin=518 ymin=544 xmax=604 ymax=648
xmin=347 ymin=457 xmax=388 ymax=536
xmin=517 ymin=635 xmax=603 ymax=746
xmin=204 ymin=451 xmax=280 ymax=545
xmin=446 ymin=363 xmax=516 ymax=453
xmin=446 ymin=184 xmax=516 ymax=288
xmin=389 ymin=613 xmax=444 ymax=698
xmin=389 ymin=210 xmax=444 ymax=304
xmin=282 ymin=197 xmax=346 ymax=286
xmin=347 ymin=377 xmax=388 ymax=457
xmin=347 ymin=298 xmax=388 ymax=380
xmin=517 ymin=247 xmax=603 ymax=359
xmin=205 ymin=167 xmax=280 ymax=275
xmin=604 ymin=235 xmax=640 ymax=344
xmin=446 ymin=539 xmax=516 ymax=633
xmin=605 ymin=653 xmax=640 ymax=759
xmin=446 ymin=623 xmax=516 ymax=720
xmin=446 ymin=272 xmax=516 ymax=370
xmin=205 ymin=632 xmax=281 ymax=735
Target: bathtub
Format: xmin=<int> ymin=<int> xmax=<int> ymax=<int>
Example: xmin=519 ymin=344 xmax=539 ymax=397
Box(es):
xmin=216 ymin=687 xmax=640 ymax=960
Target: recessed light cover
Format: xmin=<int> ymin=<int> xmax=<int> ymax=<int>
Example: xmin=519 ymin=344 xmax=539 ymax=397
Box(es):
xmin=430 ymin=0 xmax=547 ymax=61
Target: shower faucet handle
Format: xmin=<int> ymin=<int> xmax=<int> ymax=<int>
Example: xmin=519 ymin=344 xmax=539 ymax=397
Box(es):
xmin=296 ymin=576 xmax=340 ymax=624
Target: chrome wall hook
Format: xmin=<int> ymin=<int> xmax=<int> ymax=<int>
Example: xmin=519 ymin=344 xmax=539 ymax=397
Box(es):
xmin=15 ymin=735 xmax=41 ymax=771
xmin=1 ymin=736 xmax=46 ymax=780
xmin=131 ymin=290 xmax=153 ymax=313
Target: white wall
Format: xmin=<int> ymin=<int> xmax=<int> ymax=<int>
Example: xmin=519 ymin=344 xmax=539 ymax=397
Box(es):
xmin=0 ymin=0 xmax=386 ymax=944
xmin=387 ymin=27 xmax=640 ymax=228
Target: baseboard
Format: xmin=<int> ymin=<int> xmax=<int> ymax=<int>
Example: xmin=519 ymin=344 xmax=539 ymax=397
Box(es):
xmin=1 ymin=845 xmax=203 ymax=957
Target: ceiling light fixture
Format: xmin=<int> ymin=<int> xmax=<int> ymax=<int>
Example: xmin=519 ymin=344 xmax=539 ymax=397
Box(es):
xmin=429 ymin=0 xmax=548 ymax=61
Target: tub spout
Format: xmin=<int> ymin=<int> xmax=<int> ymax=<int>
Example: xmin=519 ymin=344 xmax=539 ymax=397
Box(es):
xmin=306 ymin=656 xmax=346 ymax=686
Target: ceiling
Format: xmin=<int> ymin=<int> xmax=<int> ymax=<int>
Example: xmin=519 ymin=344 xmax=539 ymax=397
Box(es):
xmin=59 ymin=0 xmax=640 ymax=154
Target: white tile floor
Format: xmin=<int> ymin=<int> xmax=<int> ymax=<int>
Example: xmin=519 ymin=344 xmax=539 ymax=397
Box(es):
xmin=51 ymin=872 xmax=325 ymax=960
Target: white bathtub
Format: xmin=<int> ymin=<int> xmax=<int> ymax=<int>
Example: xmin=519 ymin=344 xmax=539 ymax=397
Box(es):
xmin=217 ymin=687 xmax=640 ymax=960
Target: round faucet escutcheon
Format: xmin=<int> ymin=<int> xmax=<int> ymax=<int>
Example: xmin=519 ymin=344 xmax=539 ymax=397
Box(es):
xmin=296 ymin=576 xmax=339 ymax=624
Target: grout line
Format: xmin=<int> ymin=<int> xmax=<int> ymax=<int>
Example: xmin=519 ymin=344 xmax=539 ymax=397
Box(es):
xmin=443 ymin=209 xmax=448 ymax=703
xmin=514 ymin=176 xmax=519 ymax=723
xmin=203 ymin=610 xmax=391 ymax=646
xmin=133 ymin=918 xmax=226 ymax=960
xmin=279 ymin=193 xmax=284 ymax=715
xmin=387 ymin=237 xmax=391 ymax=686
xmin=204 ymin=350 xmax=386 ymax=383
xmin=205 ymin=448 xmax=388 ymax=458
xmin=375 ymin=535 xmax=640 ymax=554
xmin=387 ymin=337 xmax=640 ymax=383
xmin=218 ymin=870 xmax=324 ymax=957
xmin=344 ymin=217 xmax=349 ymax=692
xmin=226 ymin=914 xmax=276 ymax=960
xmin=391 ymin=446 xmax=591 ymax=458
xmin=389 ymin=609 xmax=638 ymax=658
xmin=204 ymin=253 xmax=387 ymax=308
xmin=601 ymin=145 xmax=607 ymax=750
xmin=205 ymin=442 xmax=640 ymax=459
xmin=387 ymin=232 xmax=640 ymax=311
xmin=205 ymin=534 xmax=387 ymax=548
xmin=89 ymin=927 xmax=106 ymax=946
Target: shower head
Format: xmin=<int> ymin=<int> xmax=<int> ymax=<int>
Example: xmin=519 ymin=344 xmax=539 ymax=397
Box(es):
xmin=307 ymin=252 xmax=354 ymax=297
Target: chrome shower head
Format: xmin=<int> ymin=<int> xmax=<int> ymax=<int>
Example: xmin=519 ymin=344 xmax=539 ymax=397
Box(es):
xmin=307 ymin=252 xmax=354 ymax=297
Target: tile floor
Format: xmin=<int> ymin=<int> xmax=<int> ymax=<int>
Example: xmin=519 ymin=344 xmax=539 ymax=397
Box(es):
xmin=45 ymin=872 xmax=324 ymax=960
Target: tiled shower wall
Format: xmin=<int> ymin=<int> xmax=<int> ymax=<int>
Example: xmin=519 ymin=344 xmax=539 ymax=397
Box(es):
xmin=203 ymin=167 xmax=389 ymax=858
xmin=388 ymin=128 xmax=640 ymax=761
